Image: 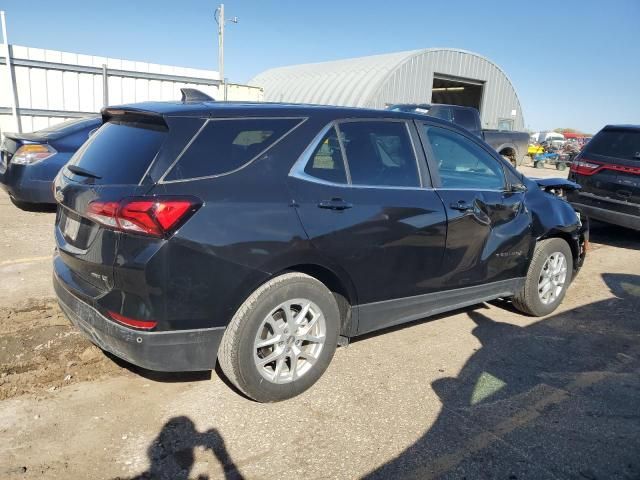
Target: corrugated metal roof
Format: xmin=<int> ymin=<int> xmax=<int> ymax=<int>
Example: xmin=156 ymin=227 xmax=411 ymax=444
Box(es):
xmin=249 ymin=48 xmax=524 ymax=130
xmin=250 ymin=50 xmax=420 ymax=107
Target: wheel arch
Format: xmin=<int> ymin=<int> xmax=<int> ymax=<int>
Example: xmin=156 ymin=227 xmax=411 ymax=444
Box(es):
xmin=498 ymin=144 xmax=518 ymax=161
xmin=274 ymin=263 xmax=358 ymax=337
xmin=538 ymin=229 xmax=581 ymax=273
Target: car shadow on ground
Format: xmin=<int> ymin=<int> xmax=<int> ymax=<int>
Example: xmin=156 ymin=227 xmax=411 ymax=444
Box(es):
xmin=589 ymin=221 xmax=638 ymax=250
xmin=117 ymin=416 xmax=245 ymax=480
xmin=362 ymin=272 xmax=640 ymax=479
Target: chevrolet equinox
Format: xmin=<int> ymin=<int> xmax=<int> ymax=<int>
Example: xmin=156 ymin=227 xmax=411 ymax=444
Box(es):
xmin=53 ymin=95 xmax=588 ymax=402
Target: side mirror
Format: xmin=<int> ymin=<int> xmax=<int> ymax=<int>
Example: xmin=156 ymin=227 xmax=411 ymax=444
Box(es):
xmin=510 ymin=183 xmax=527 ymax=193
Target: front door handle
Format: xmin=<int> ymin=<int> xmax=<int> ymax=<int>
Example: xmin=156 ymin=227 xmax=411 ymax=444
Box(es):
xmin=450 ymin=200 xmax=474 ymax=212
xmin=318 ymin=198 xmax=353 ymax=211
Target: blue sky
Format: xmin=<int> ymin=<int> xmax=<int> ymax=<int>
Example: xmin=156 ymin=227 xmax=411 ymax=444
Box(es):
xmin=2 ymin=0 xmax=639 ymax=133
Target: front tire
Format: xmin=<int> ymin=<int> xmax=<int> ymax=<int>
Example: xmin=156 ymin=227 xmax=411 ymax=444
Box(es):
xmin=218 ymin=272 xmax=340 ymax=402
xmin=512 ymin=238 xmax=573 ymax=316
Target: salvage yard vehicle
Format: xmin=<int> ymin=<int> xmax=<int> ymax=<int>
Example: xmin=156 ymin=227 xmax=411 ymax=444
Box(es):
xmin=0 ymin=116 xmax=101 ymax=208
xmin=53 ymin=95 xmax=588 ymax=402
xmin=388 ymin=103 xmax=529 ymax=167
xmin=568 ymin=124 xmax=640 ymax=231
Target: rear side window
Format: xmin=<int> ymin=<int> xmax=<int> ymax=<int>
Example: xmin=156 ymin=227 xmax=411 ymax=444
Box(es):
xmin=584 ymin=129 xmax=640 ymax=162
xmin=452 ymin=108 xmax=480 ymax=133
xmin=426 ymin=106 xmax=452 ymax=122
xmin=339 ymin=121 xmax=420 ymax=187
xmin=303 ymin=127 xmax=348 ymax=184
xmin=164 ymin=118 xmax=302 ymax=181
xmin=67 ymin=120 xmax=166 ymax=184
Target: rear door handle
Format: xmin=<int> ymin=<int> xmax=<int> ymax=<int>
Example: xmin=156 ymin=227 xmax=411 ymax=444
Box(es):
xmin=450 ymin=200 xmax=474 ymax=212
xmin=318 ymin=198 xmax=353 ymax=211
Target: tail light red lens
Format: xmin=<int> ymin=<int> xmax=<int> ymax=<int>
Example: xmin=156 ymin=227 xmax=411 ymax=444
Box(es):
xmin=570 ymin=159 xmax=601 ymax=176
xmin=87 ymin=197 xmax=200 ymax=237
xmin=108 ymin=311 xmax=157 ymax=330
xmin=570 ymin=158 xmax=640 ymax=176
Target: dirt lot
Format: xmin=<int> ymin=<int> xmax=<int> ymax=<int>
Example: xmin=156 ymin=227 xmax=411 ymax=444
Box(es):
xmin=0 ymin=165 xmax=639 ymax=479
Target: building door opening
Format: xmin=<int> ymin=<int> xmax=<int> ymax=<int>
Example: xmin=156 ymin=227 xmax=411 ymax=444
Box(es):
xmin=431 ymin=75 xmax=484 ymax=111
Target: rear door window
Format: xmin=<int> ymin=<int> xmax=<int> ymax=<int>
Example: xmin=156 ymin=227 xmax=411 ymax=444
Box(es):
xmin=584 ymin=129 xmax=640 ymax=162
xmin=163 ymin=118 xmax=303 ymax=181
xmin=339 ymin=121 xmax=420 ymax=187
xmin=67 ymin=120 xmax=167 ymax=185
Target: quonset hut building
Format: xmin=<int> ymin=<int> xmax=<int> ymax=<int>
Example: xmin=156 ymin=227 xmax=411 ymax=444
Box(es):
xmin=250 ymin=48 xmax=524 ymax=131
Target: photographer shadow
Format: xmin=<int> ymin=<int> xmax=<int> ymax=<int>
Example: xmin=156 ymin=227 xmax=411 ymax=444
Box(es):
xmin=127 ymin=416 xmax=244 ymax=480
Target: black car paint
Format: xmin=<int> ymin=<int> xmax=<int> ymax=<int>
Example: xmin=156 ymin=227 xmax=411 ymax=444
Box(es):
xmin=0 ymin=117 xmax=101 ymax=204
xmin=567 ymin=125 xmax=640 ymax=231
xmin=53 ymin=102 xmax=587 ymax=371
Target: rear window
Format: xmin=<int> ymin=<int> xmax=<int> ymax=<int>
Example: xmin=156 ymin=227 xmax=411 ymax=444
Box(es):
xmin=163 ymin=118 xmax=302 ymax=181
xmin=452 ymin=108 xmax=480 ymax=133
xmin=67 ymin=120 xmax=166 ymax=184
xmin=584 ymin=129 xmax=640 ymax=161
xmin=36 ymin=116 xmax=99 ymax=135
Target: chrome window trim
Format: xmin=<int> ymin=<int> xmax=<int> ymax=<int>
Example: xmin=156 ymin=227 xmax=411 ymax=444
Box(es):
xmin=158 ymin=116 xmax=308 ymax=184
xmin=289 ymin=118 xmax=426 ymax=190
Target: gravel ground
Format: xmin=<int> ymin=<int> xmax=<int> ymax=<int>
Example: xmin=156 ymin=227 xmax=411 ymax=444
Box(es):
xmin=0 ymin=167 xmax=639 ymax=479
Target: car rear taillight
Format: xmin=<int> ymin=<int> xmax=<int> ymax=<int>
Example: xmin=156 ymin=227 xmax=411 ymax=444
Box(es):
xmin=570 ymin=158 xmax=640 ymax=176
xmin=570 ymin=159 xmax=601 ymax=176
xmin=108 ymin=311 xmax=157 ymax=330
xmin=12 ymin=144 xmax=57 ymax=165
xmin=87 ymin=197 xmax=200 ymax=237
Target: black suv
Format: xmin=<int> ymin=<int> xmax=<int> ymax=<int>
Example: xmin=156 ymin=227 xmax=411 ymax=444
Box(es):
xmin=53 ymin=98 xmax=587 ymax=402
xmin=567 ymin=125 xmax=640 ymax=231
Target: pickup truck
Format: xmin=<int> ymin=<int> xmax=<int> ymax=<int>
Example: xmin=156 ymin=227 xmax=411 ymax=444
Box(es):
xmin=388 ymin=103 xmax=530 ymax=167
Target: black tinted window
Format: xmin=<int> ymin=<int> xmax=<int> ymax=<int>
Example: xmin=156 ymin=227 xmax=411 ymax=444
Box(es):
xmin=36 ymin=116 xmax=99 ymax=134
xmin=68 ymin=121 xmax=166 ymax=184
xmin=339 ymin=121 xmax=419 ymax=187
xmin=426 ymin=106 xmax=452 ymax=122
xmin=584 ymin=129 xmax=640 ymax=161
xmin=452 ymin=108 xmax=480 ymax=133
xmin=165 ymin=118 xmax=301 ymax=181
xmin=304 ymin=127 xmax=347 ymax=184
xmin=424 ymin=126 xmax=504 ymax=190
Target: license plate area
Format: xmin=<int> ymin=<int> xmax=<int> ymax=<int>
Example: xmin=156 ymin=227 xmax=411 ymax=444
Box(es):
xmin=63 ymin=215 xmax=81 ymax=241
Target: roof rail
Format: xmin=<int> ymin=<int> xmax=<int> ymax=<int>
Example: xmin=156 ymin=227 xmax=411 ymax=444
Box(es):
xmin=180 ymin=88 xmax=215 ymax=103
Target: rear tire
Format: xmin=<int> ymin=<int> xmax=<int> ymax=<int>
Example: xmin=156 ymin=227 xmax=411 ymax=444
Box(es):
xmin=218 ymin=272 xmax=340 ymax=402
xmin=512 ymin=238 xmax=573 ymax=316
xmin=502 ymin=155 xmax=517 ymax=168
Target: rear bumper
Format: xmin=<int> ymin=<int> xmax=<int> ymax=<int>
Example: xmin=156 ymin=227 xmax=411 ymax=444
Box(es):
xmin=0 ymin=162 xmax=56 ymax=204
xmin=570 ymin=196 xmax=640 ymax=231
xmin=54 ymin=270 xmax=224 ymax=372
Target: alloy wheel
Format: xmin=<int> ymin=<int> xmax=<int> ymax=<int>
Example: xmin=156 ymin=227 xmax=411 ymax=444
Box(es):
xmin=538 ymin=251 xmax=568 ymax=305
xmin=253 ymin=299 xmax=326 ymax=384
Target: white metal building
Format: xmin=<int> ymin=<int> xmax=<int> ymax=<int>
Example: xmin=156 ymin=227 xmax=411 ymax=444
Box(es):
xmin=250 ymin=48 xmax=524 ymax=131
xmin=0 ymin=44 xmax=263 ymax=136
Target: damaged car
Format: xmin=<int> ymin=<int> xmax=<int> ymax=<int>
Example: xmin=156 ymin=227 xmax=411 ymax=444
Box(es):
xmin=52 ymin=96 xmax=588 ymax=402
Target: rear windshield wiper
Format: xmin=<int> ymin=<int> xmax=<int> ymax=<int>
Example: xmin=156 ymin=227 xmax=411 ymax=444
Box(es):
xmin=67 ymin=164 xmax=102 ymax=179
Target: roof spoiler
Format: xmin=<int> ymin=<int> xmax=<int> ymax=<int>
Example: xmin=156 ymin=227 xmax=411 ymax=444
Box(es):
xmin=180 ymin=88 xmax=215 ymax=103
xmin=101 ymin=107 xmax=168 ymax=129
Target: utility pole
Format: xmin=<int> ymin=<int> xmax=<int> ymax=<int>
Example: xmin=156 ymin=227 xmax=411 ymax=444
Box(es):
xmin=1 ymin=11 xmax=20 ymax=133
xmin=214 ymin=4 xmax=238 ymax=101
